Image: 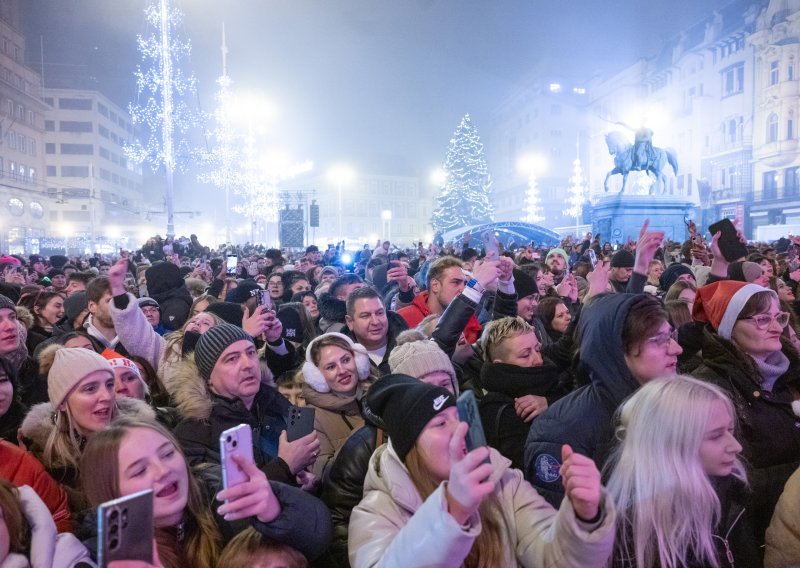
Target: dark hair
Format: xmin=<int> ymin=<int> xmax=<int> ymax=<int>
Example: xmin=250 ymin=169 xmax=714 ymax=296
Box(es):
xmin=664 ymin=299 xmax=692 ymax=329
xmin=86 ymin=276 xmax=111 ymax=304
xmin=736 ymin=290 xmax=775 ymax=321
xmin=66 ymin=271 xmax=94 ymax=285
xmin=129 ymin=355 xmax=170 ymax=406
xmin=622 ymin=294 xmax=667 ymax=355
xmin=536 ymin=296 xmax=567 ymax=330
xmin=0 ymin=479 xmax=27 ymax=554
xmin=18 ymin=290 xmax=63 ymax=329
xmin=55 ymin=331 xmax=104 ymax=353
xmin=330 ymin=273 xmax=363 ymax=298
xmin=346 ymin=285 xmax=381 ymax=317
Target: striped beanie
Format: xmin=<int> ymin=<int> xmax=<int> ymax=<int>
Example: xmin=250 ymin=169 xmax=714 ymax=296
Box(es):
xmin=194 ymin=323 xmax=254 ymax=380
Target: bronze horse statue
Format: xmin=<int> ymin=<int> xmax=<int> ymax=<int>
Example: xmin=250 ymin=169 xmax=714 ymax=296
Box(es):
xmin=604 ymin=130 xmax=679 ymax=195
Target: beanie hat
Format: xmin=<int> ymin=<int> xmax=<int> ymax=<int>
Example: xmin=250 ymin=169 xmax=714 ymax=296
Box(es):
xmin=366 ymin=374 xmax=456 ymax=462
xmin=29 ymin=255 xmax=44 ymax=266
xmin=692 ymin=281 xmax=777 ymax=340
xmin=205 ymin=302 xmax=244 ymax=327
xmin=101 ymin=349 xmax=142 ymax=379
xmin=388 ymin=340 xmax=456 ymax=388
xmin=194 ymin=323 xmax=254 ymax=380
xmin=277 ymin=306 xmax=303 ymax=343
xmin=47 ymin=268 xmax=64 ymax=279
xmin=224 ymin=279 xmax=262 ymax=304
xmin=137 ymin=297 xmax=159 ymax=309
xmin=728 ymin=261 xmax=762 ymax=284
xmin=48 ymin=347 xmax=114 ymax=410
xmin=546 ymin=248 xmax=569 ymax=266
xmin=611 ymin=249 xmax=635 ymax=268
xmin=63 ymin=292 xmax=88 ymax=325
xmin=48 ymin=255 xmax=69 ymax=269
xmin=512 ymin=268 xmax=538 ymax=299
xmin=659 ymin=263 xmax=694 ymax=291
xmin=320 ymin=266 xmax=339 ymax=279
xmin=302 ymin=332 xmax=371 ymax=393
xmin=0 ymin=294 xmax=15 ymax=313
xmin=0 ymin=256 xmax=20 ymax=266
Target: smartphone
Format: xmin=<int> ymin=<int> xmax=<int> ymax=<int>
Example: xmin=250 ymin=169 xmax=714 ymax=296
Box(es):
xmin=219 ymin=424 xmax=254 ymax=491
xmin=587 ymin=249 xmax=597 ymax=268
xmin=286 ymin=405 xmax=315 ymax=442
xmin=482 ymin=231 xmax=500 ymax=259
xmin=226 ymin=254 xmax=238 ymax=276
xmin=456 ymin=391 xmax=490 ymax=465
xmin=708 ymin=218 xmax=747 ymax=262
xmin=97 ymin=489 xmax=154 ymax=567
xmin=257 ymin=288 xmax=272 ymax=310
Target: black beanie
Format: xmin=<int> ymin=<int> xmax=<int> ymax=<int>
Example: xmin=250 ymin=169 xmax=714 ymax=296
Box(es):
xmin=611 ymin=249 xmax=635 ymax=268
xmin=366 ymin=374 xmax=456 ymax=462
xmin=659 ymin=263 xmax=694 ymax=291
xmin=277 ymin=306 xmax=302 ymax=342
xmin=205 ymin=302 xmax=244 ymax=327
xmin=194 ymin=323 xmax=254 ymax=380
xmin=224 ymin=280 xmax=262 ymax=304
xmin=512 ymin=268 xmax=538 ymax=299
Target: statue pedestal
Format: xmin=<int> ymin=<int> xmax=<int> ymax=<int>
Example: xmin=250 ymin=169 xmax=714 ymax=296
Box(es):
xmin=591 ymin=195 xmax=695 ymax=245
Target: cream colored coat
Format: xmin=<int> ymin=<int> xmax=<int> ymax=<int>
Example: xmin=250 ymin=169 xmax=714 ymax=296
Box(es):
xmin=765 ymin=465 xmax=800 ymax=568
xmin=348 ymin=443 xmax=616 ymax=568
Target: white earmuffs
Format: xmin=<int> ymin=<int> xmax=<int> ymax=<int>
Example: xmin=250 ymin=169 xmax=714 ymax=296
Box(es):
xmin=302 ymin=332 xmax=372 ymax=393
xmin=792 ymin=399 xmax=800 ymax=418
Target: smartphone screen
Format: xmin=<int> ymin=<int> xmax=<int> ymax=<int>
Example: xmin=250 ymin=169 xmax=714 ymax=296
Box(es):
xmin=219 ymin=424 xmax=254 ymax=491
xmin=226 ymin=255 xmax=238 ymax=275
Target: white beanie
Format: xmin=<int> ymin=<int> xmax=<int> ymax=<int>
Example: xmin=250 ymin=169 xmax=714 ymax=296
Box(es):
xmin=48 ymin=347 xmax=115 ymax=409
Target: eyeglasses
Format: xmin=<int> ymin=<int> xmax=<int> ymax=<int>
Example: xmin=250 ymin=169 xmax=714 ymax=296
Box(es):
xmin=646 ymin=328 xmax=679 ymax=349
xmin=743 ymin=312 xmax=790 ymax=330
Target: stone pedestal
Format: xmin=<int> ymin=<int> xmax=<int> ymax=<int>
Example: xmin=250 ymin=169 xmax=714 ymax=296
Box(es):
xmin=591 ymin=195 xmax=696 ymax=245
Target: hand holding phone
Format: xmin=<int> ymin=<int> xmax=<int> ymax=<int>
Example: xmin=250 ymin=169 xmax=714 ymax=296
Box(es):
xmin=444 ymin=421 xmax=494 ymax=525
xmin=286 ymin=406 xmax=315 ymax=442
xmin=226 ymin=255 xmax=238 ymax=276
xmin=216 ymin=453 xmax=281 ymax=524
xmin=708 ymin=218 xmax=747 ymax=262
xmin=220 ymin=424 xmax=254 ymax=491
xmin=97 ymin=490 xmax=154 ymax=567
xmin=456 ymin=391 xmax=490 ymax=464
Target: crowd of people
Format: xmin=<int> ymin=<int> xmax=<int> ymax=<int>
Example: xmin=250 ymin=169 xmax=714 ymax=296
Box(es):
xmin=0 ymin=223 xmax=798 ymax=567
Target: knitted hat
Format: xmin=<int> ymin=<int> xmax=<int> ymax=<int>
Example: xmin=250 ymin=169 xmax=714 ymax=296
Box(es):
xmin=194 ymin=323 xmax=254 ymax=380
xmin=728 ymin=261 xmax=762 ymax=284
xmin=0 ymin=294 xmax=15 ymax=313
xmin=205 ymin=302 xmax=244 ymax=327
xmin=546 ymin=248 xmax=569 ymax=266
xmin=512 ymin=268 xmax=538 ymax=299
xmin=692 ymin=281 xmax=777 ymax=340
xmin=659 ymin=263 xmax=694 ymax=291
xmin=611 ymin=249 xmax=635 ymax=268
xmin=388 ymin=340 xmax=456 ymax=388
xmin=366 ymin=374 xmax=456 ymax=462
xmin=48 ymin=347 xmax=115 ymax=409
xmin=302 ymin=332 xmax=371 ymax=393
xmin=137 ymin=297 xmax=159 ymax=309
xmin=101 ymin=349 xmax=142 ymax=379
xmin=277 ymin=306 xmax=303 ymax=343
xmin=63 ymin=292 xmax=88 ymax=325
xmin=224 ymin=280 xmax=262 ymax=304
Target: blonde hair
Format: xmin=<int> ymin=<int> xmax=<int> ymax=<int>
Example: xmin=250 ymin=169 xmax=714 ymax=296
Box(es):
xmin=479 ymin=316 xmax=534 ymax=362
xmin=163 ymin=311 xmax=224 ymax=365
xmin=217 ymin=528 xmax=308 ymax=568
xmin=606 ymin=376 xmax=747 ymax=568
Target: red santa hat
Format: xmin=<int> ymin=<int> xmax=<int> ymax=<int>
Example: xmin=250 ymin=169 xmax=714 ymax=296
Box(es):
xmin=692 ymin=281 xmax=777 ymax=340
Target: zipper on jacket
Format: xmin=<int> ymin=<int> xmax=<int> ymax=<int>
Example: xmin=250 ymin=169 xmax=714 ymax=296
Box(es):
xmin=713 ymin=507 xmax=745 ymax=567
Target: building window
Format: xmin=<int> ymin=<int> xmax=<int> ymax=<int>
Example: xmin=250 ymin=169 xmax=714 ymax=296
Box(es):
xmin=45 ymin=143 xmax=55 ymax=154
xmin=763 ymin=170 xmax=778 ymax=199
xmin=770 ymin=61 xmax=780 ymax=85
xmin=60 ymin=166 xmax=90 ymax=177
xmin=728 ymin=119 xmax=737 ymax=143
xmin=721 ymin=63 xmax=744 ymax=96
xmin=98 ymin=102 xmax=108 ymax=117
xmin=28 ymin=139 xmax=35 ymax=156
xmin=59 ymin=121 xmax=93 ymax=133
xmin=16 ymin=134 xmax=24 ymax=153
xmin=60 ymin=143 xmax=94 ymax=155
xmin=790 ymin=61 xmax=795 ymax=81
xmin=790 ymin=119 xmax=795 ymax=140
xmin=786 ymin=167 xmax=800 ymax=196
xmin=44 ymin=120 xmax=54 ymax=132
xmin=768 ymin=113 xmax=779 ymax=143
xmin=46 ymin=166 xmax=56 ymax=176
xmin=58 ymin=98 xmax=93 ymax=110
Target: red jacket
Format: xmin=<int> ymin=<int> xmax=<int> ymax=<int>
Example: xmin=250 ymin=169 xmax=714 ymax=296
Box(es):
xmin=0 ymin=441 xmax=72 ymax=533
xmin=397 ymin=291 xmax=483 ymax=344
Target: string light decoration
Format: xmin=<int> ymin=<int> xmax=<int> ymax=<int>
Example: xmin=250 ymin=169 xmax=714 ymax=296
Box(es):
xmin=524 ymin=168 xmax=544 ymax=224
xmin=126 ymin=0 xmax=205 ymax=239
xmin=564 ymin=156 xmax=586 ymax=233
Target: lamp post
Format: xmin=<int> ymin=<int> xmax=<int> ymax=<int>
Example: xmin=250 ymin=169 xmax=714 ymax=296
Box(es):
xmin=329 ymin=165 xmax=354 ymax=243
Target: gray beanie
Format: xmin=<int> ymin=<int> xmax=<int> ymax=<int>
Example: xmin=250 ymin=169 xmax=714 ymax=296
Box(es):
xmin=388 ymin=340 xmax=456 ymax=388
xmin=0 ymin=294 xmax=15 ymax=312
xmin=194 ymin=323 xmax=254 ymax=380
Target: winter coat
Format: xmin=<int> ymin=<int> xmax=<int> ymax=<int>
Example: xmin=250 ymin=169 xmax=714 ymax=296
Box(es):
xmin=691 ymin=330 xmax=800 ymax=542
xmin=0 ymin=398 xmax=26 ymax=444
xmin=170 ymin=357 xmax=295 ymax=485
xmin=303 ymin=382 xmax=370 ymax=483
xmin=479 ymin=359 xmax=570 ymax=470
xmin=318 ymin=292 xmax=347 ymax=334
xmin=766 ymin=465 xmax=800 ymax=568
xmin=348 ymin=443 xmax=616 ymax=568
xmin=108 ymin=292 xmax=167 ymax=373
xmin=145 ymin=262 xmax=192 ymax=331
xmin=524 ymin=294 xmax=644 ymax=507
xmin=1 ymin=486 xmax=92 ymax=568
xmin=18 ymin=397 xmax=155 ymax=537
xmin=0 ymin=440 xmax=72 ymax=533
xmin=397 ymin=291 xmax=483 ymax=344
xmin=342 ymin=311 xmax=409 ymax=376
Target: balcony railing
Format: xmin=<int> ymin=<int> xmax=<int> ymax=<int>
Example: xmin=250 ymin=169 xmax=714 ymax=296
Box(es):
xmin=711 ymin=185 xmax=800 ymax=203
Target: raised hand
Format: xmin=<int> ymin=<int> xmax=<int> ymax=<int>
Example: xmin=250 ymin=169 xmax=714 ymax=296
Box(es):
xmin=585 ymin=260 xmax=610 ymax=299
xmin=471 ymin=259 xmax=501 ymax=290
xmin=633 ymin=219 xmax=664 ymax=274
xmin=560 ymin=445 xmax=602 ymax=522
xmin=217 ymin=454 xmax=281 ymax=523
xmin=444 ymin=422 xmax=495 ymax=525
xmin=108 ymin=258 xmax=129 ymax=297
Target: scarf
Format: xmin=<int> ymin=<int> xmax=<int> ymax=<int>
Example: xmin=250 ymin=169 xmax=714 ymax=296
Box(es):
xmin=753 ymin=350 xmax=790 ymax=392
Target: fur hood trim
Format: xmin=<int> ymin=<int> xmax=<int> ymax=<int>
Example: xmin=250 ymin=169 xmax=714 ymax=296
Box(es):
xmin=167 ymin=354 xmax=275 ymax=421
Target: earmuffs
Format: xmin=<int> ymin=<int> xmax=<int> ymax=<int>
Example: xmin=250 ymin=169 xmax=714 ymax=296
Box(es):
xmin=302 ymin=332 xmax=372 ymax=393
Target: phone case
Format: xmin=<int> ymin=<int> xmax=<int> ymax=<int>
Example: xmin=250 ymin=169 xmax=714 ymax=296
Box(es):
xmin=286 ymin=406 xmax=315 ymax=442
xmin=226 ymin=255 xmax=238 ymax=275
xmin=220 ymin=424 xmax=254 ymax=490
xmin=708 ymin=219 xmax=747 ymax=262
xmin=97 ymin=489 xmax=154 ymax=568
xmin=456 ymin=391 xmax=490 ymax=464
xmin=258 ymin=289 xmax=272 ymax=309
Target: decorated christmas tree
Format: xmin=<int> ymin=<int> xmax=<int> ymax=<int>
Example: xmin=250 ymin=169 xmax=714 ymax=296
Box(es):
xmin=563 ymin=156 xmax=586 ymax=232
xmin=431 ymin=114 xmax=494 ymax=235
xmin=524 ymin=169 xmax=544 ymax=224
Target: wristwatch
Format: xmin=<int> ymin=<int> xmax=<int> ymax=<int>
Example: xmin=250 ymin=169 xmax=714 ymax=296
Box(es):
xmin=466 ymin=278 xmax=485 ymax=294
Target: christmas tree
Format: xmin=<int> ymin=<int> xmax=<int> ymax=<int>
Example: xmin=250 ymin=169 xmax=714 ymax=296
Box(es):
xmin=431 ymin=114 xmax=494 ymax=235
xmin=524 ymin=170 xmax=544 ymax=224
xmin=563 ymin=156 xmax=586 ymax=232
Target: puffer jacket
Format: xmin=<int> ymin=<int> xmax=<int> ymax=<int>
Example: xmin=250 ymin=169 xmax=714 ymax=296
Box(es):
xmin=145 ymin=261 xmax=192 ymax=331
xmin=348 ymin=443 xmax=616 ymax=568
xmin=524 ymin=294 xmax=646 ymax=507
xmin=766 ymin=465 xmax=800 ymax=568
xmin=170 ymin=356 xmax=295 ymax=485
xmin=691 ymin=330 xmax=800 ymax=542
xmin=303 ymin=381 xmax=371 ymax=483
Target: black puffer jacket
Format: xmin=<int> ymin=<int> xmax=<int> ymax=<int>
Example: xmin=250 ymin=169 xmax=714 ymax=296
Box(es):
xmin=524 ymin=293 xmax=645 ymax=507
xmin=145 ymin=262 xmax=192 ymax=331
xmin=691 ymin=330 xmax=800 ymax=542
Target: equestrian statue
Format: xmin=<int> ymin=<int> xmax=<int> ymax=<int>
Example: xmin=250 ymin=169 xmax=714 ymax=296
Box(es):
xmin=604 ymin=127 xmax=679 ymax=195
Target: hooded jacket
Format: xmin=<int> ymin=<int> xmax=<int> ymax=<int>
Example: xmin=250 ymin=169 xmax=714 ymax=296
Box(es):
xmin=170 ymin=356 xmax=295 ymax=485
xmin=524 ymin=293 xmax=644 ymax=507
xmin=396 ymin=291 xmax=483 ymax=344
xmin=144 ymin=262 xmax=192 ymax=331
xmin=348 ymin=443 xmax=616 ymax=568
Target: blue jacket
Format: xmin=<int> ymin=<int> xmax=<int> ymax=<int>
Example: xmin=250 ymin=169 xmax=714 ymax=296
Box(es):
xmin=523 ymin=293 xmax=643 ymax=507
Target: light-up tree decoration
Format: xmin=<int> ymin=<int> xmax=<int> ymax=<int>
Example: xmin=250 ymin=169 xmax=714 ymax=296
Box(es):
xmin=564 ymin=156 xmax=586 ymax=233
xmin=127 ymin=0 xmax=204 ymax=239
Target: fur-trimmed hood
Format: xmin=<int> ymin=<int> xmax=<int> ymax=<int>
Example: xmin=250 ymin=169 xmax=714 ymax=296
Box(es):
xmin=20 ymin=396 xmax=155 ymax=452
xmin=167 ymin=353 xmax=275 ymax=421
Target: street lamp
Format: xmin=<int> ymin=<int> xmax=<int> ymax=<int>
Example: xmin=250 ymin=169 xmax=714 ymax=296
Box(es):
xmin=329 ymin=165 xmax=354 ymax=243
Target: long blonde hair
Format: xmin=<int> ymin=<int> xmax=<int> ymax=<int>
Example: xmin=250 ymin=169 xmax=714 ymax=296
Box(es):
xmin=44 ymin=402 xmax=114 ymax=472
xmin=81 ymin=418 xmax=221 ymax=568
xmin=605 ymin=376 xmax=747 ymax=568
xmin=405 ymin=446 xmax=507 ymax=568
